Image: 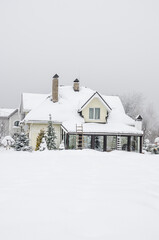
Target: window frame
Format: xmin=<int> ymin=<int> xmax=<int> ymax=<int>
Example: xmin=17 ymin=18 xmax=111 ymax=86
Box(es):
xmin=89 ymin=108 xmax=100 ymax=120
xmin=14 ymin=121 xmax=20 ymax=127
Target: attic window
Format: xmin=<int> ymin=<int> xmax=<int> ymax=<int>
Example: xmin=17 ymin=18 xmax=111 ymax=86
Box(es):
xmin=89 ymin=108 xmax=100 ymax=120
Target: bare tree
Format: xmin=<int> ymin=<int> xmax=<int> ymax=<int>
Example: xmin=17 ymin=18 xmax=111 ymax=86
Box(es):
xmin=120 ymin=92 xmax=159 ymax=142
xmin=120 ymin=92 xmax=144 ymax=119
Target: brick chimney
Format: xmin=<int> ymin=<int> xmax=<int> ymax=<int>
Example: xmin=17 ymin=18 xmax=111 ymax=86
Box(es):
xmin=73 ymin=79 xmax=79 ymax=91
xmin=52 ymin=74 xmax=59 ymax=102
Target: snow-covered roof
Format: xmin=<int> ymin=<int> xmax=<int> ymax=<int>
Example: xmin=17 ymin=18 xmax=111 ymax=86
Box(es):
xmin=23 ymin=86 xmax=142 ymax=135
xmin=62 ymin=122 xmax=142 ymax=135
xmin=22 ymin=93 xmax=48 ymax=112
xmin=0 ymin=108 xmax=17 ymax=117
xmin=24 ymin=86 xmax=94 ymax=122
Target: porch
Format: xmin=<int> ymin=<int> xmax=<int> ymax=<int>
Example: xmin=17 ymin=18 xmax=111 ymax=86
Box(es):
xmin=63 ymin=133 xmax=143 ymax=153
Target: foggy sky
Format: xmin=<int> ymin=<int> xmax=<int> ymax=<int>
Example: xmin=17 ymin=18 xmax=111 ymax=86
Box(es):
xmin=0 ymin=0 xmax=159 ymax=114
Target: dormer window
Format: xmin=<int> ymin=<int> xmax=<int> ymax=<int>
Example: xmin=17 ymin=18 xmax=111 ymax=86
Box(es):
xmin=89 ymin=108 xmax=100 ymax=120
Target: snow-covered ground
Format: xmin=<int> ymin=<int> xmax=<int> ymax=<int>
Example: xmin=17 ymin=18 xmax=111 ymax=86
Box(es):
xmin=0 ymin=149 xmax=159 ymax=240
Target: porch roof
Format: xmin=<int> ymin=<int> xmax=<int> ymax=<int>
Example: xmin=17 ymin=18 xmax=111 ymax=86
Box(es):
xmin=62 ymin=122 xmax=143 ymax=136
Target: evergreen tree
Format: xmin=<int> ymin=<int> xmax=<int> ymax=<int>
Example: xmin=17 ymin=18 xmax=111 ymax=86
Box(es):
xmin=14 ymin=130 xmax=30 ymax=151
xmin=35 ymin=129 xmax=45 ymax=151
xmin=46 ymin=114 xmax=57 ymax=150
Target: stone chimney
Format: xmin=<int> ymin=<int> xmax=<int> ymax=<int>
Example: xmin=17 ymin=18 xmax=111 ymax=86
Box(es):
xmin=52 ymin=74 xmax=59 ymax=102
xmin=135 ymin=115 xmax=143 ymax=130
xmin=73 ymin=79 xmax=79 ymax=91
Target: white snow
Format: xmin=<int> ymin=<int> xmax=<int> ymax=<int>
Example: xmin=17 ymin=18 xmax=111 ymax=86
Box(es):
xmin=0 ymin=150 xmax=159 ymax=240
xmin=24 ymin=86 xmax=94 ymax=122
xmin=22 ymin=93 xmax=48 ymax=112
xmin=63 ymin=121 xmax=143 ymax=135
xmin=0 ymin=108 xmax=17 ymax=117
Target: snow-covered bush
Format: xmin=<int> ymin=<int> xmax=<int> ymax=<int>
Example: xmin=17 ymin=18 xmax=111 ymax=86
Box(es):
xmin=143 ymin=139 xmax=151 ymax=152
xmin=150 ymin=137 xmax=159 ymax=154
xmin=39 ymin=137 xmax=47 ymax=151
xmin=1 ymin=136 xmax=15 ymax=149
xmin=59 ymin=140 xmax=65 ymax=150
xmin=151 ymin=145 xmax=159 ymax=154
xmin=154 ymin=137 xmax=159 ymax=146
xmin=144 ymin=139 xmax=150 ymax=145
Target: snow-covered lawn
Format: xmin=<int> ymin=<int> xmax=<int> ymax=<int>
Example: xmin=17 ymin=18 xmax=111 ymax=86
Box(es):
xmin=0 ymin=149 xmax=159 ymax=240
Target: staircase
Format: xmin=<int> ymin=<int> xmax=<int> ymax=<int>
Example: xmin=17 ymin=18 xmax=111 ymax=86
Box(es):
xmin=117 ymin=136 xmax=122 ymax=150
xmin=76 ymin=124 xmax=83 ymax=150
xmin=112 ymin=136 xmax=117 ymax=150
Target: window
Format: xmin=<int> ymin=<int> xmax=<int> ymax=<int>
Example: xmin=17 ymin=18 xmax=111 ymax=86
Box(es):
xmin=95 ymin=136 xmax=103 ymax=151
xmin=89 ymin=108 xmax=100 ymax=120
xmin=83 ymin=136 xmax=91 ymax=149
xmin=14 ymin=121 xmax=20 ymax=127
xmin=89 ymin=108 xmax=94 ymax=119
xmin=69 ymin=135 xmax=76 ymax=149
xmin=95 ymin=108 xmax=100 ymax=119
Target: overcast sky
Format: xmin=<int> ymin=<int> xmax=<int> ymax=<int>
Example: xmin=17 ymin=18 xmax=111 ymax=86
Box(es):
xmin=0 ymin=0 xmax=159 ymax=114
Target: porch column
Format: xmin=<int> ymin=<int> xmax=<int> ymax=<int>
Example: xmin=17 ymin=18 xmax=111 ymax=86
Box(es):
xmin=66 ymin=134 xmax=69 ymax=149
xmin=61 ymin=129 xmax=64 ymax=141
xmin=127 ymin=136 xmax=131 ymax=152
xmin=103 ymin=135 xmax=107 ymax=152
xmin=91 ymin=135 xmax=95 ymax=149
xmin=140 ymin=136 xmax=143 ymax=153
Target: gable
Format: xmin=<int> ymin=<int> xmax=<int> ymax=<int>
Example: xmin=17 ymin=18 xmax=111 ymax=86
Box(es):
xmin=79 ymin=92 xmax=112 ymax=112
xmin=81 ymin=96 xmax=109 ymax=123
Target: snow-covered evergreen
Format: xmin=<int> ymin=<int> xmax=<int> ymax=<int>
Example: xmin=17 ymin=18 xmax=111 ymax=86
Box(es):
xmin=14 ymin=130 xmax=31 ymax=151
xmin=45 ymin=114 xmax=57 ymax=150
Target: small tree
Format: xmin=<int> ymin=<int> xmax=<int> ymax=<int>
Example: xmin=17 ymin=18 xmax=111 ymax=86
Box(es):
xmin=35 ymin=129 xmax=45 ymax=151
xmin=14 ymin=130 xmax=30 ymax=151
xmin=46 ymin=114 xmax=57 ymax=150
xmin=120 ymin=92 xmax=159 ymax=142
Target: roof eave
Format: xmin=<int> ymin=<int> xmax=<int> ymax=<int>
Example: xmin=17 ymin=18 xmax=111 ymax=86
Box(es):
xmin=24 ymin=120 xmax=62 ymax=124
xmin=66 ymin=131 xmax=143 ymax=136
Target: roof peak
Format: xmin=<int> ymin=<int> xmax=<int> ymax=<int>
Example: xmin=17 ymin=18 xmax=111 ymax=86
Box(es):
xmin=53 ymin=74 xmax=59 ymax=78
xmin=136 ymin=115 xmax=143 ymax=121
xmin=74 ymin=78 xmax=79 ymax=82
xmin=79 ymin=91 xmax=112 ymax=112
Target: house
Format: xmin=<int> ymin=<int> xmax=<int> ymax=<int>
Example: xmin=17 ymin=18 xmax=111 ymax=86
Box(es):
xmin=0 ymin=108 xmax=20 ymax=139
xmin=21 ymin=74 xmax=143 ymax=152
